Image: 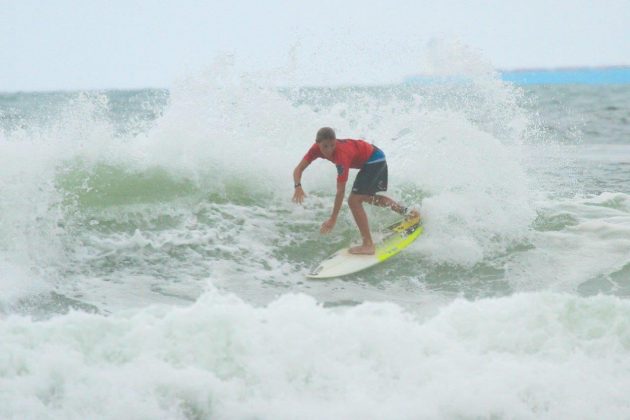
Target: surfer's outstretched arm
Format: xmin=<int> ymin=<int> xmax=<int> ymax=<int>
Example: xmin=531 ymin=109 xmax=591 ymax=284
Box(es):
xmin=292 ymin=159 xmax=310 ymax=204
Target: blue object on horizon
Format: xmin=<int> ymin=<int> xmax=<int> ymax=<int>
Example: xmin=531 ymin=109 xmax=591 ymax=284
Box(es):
xmin=500 ymin=67 xmax=630 ymax=85
xmin=405 ymin=67 xmax=630 ymax=85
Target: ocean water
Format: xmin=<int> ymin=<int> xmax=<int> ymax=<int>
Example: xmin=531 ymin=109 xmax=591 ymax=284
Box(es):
xmin=1 ymin=69 xmax=630 ymax=419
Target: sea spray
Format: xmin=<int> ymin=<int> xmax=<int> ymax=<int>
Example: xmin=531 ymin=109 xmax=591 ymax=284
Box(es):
xmin=1 ymin=55 xmax=543 ymax=312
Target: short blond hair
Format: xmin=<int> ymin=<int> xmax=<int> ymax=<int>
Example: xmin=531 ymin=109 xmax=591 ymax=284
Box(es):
xmin=315 ymin=127 xmax=336 ymax=143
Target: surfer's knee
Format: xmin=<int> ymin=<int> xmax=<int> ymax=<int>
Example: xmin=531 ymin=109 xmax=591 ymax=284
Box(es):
xmin=347 ymin=193 xmax=363 ymax=208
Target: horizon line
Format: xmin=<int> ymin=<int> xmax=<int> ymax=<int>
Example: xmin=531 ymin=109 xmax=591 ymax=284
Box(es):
xmin=3 ymin=65 xmax=630 ymax=93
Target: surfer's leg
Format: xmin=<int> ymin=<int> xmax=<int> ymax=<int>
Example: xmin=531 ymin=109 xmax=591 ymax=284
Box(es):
xmin=370 ymin=195 xmax=420 ymax=219
xmin=347 ymin=193 xmax=376 ymax=255
xmin=369 ymin=195 xmax=405 ymax=213
xmin=353 ymin=157 xmax=419 ymax=219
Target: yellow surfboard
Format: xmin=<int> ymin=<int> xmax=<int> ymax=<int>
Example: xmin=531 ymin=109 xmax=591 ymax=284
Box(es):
xmin=307 ymin=215 xmax=423 ymax=279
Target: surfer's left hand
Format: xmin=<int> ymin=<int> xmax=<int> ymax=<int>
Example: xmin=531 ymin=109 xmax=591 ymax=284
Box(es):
xmin=320 ymin=218 xmax=336 ymax=234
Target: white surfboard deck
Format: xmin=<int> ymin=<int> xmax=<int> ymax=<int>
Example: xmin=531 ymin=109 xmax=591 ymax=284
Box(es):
xmin=307 ymin=215 xmax=422 ymax=279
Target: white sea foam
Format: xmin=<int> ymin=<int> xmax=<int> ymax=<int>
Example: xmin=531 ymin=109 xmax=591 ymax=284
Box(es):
xmin=1 ymin=288 xmax=629 ymax=419
xmin=0 ymin=259 xmax=50 ymax=310
xmin=508 ymin=192 xmax=630 ymax=293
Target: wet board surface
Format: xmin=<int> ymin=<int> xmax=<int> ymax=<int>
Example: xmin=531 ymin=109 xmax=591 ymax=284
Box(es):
xmin=307 ymin=215 xmax=422 ymax=279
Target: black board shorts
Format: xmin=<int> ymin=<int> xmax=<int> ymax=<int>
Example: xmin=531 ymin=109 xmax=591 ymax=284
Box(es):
xmin=351 ymin=147 xmax=388 ymax=195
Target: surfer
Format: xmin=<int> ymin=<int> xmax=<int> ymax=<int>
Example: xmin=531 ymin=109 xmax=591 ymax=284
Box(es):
xmin=292 ymin=127 xmax=419 ymax=255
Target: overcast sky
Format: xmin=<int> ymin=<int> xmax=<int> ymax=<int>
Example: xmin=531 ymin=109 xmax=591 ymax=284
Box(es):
xmin=2 ymin=0 xmax=629 ymax=91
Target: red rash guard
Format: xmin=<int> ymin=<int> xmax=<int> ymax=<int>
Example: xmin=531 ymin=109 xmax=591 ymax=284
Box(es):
xmin=303 ymin=139 xmax=374 ymax=183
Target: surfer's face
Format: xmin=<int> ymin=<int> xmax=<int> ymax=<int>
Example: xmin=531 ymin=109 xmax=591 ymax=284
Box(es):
xmin=318 ymin=139 xmax=336 ymax=159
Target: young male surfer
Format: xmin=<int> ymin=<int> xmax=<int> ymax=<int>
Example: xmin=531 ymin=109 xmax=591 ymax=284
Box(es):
xmin=292 ymin=127 xmax=418 ymax=255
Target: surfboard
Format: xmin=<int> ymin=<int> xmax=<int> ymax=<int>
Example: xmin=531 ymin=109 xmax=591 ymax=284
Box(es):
xmin=307 ymin=214 xmax=423 ymax=279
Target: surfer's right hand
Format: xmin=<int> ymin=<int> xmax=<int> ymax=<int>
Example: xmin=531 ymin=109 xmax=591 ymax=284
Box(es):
xmin=292 ymin=186 xmax=306 ymax=204
xmin=320 ymin=217 xmax=336 ymax=234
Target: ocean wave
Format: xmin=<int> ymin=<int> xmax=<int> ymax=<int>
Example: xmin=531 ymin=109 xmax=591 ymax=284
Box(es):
xmin=1 ymin=289 xmax=629 ymax=419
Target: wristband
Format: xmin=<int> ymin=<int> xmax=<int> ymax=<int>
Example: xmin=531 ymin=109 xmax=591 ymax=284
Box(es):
xmin=294 ymin=183 xmax=301 ymax=188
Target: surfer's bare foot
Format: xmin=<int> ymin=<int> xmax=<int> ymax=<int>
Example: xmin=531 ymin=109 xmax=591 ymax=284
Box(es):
xmin=349 ymin=244 xmax=375 ymax=255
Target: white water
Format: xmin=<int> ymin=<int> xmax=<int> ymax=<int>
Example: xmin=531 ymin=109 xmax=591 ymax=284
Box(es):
xmin=2 ymin=47 xmax=630 ymax=418
xmin=2 ymin=289 xmax=629 ymax=420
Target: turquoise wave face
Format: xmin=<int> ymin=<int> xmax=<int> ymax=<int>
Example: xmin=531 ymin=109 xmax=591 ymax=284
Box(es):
xmin=58 ymin=162 xmax=198 ymax=207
